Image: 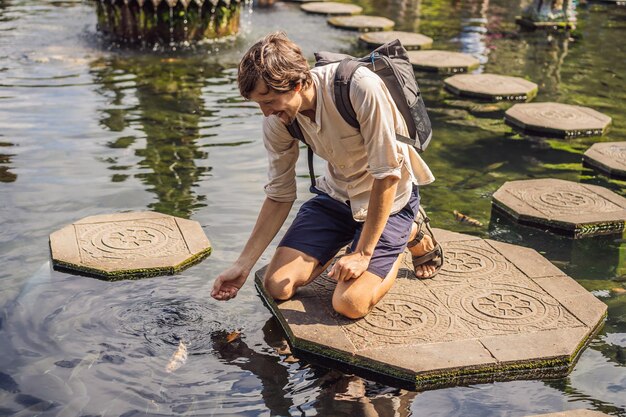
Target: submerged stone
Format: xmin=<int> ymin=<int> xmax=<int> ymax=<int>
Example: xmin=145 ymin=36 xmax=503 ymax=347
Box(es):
xmin=505 ymin=102 xmax=612 ymax=137
xmin=444 ymin=74 xmax=538 ymax=102
xmin=255 ymin=229 xmax=606 ymax=390
xmin=49 ymin=212 xmax=211 ymax=279
xmin=301 ymin=2 xmax=362 ymax=15
xmin=359 ymin=31 xmax=433 ymax=50
xmin=583 ymin=142 xmax=626 ymax=180
xmin=492 ymin=178 xmax=626 ymax=238
xmin=327 ymin=15 xmax=395 ymax=31
xmin=407 ymin=50 xmax=480 ymax=73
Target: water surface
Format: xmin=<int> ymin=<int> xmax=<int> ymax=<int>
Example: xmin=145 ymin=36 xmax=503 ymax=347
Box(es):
xmin=0 ymin=0 xmax=625 ymax=415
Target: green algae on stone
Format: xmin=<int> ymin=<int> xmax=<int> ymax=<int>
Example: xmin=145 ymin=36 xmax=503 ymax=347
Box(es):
xmin=49 ymin=212 xmax=212 ymax=280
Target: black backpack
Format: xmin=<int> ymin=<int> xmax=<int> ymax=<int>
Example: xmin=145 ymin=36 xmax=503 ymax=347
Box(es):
xmin=286 ymin=39 xmax=433 ymax=188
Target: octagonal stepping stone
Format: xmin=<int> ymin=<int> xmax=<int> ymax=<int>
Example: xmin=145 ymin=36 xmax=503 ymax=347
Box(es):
xmin=492 ymin=178 xmax=626 ymax=238
xmin=301 ymin=2 xmax=362 ymax=15
xmin=505 ymin=102 xmax=612 ymax=137
xmin=526 ymin=411 xmax=610 ymax=417
xmin=444 ymin=74 xmax=538 ymax=102
xmin=49 ymin=212 xmax=211 ymax=279
xmin=407 ymin=50 xmax=480 ymax=73
xmin=255 ymin=229 xmax=606 ymax=390
xmin=583 ymin=142 xmax=626 ymax=180
xmin=359 ymin=31 xmax=433 ymax=50
xmin=327 ymin=15 xmax=395 ymax=32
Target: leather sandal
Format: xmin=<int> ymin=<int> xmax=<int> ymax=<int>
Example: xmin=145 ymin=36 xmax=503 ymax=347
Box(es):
xmin=407 ymin=207 xmax=444 ymax=279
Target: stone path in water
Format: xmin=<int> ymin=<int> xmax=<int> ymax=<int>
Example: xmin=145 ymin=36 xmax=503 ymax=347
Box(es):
xmin=255 ymin=229 xmax=606 ymax=390
xmin=505 ymin=102 xmax=612 ymax=137
xmin=327 ymin=15 xmax=395 ymax=31
xmin=583 ymin=142 xmax=626 ymax=180
xmin=359 ymin=31 xmax=433 ymax=50
xmin=300 ymin=2 xmax=362 ymax=15
xmin=444 ymin=74 xmax=538 ymax=102
xmin=492 ymin=178 xmax=626 ymax=238
xmin=407 ymin=50 xmax=480 ymax=73
xmin=49 ymin=212 xmax=211 ymax=279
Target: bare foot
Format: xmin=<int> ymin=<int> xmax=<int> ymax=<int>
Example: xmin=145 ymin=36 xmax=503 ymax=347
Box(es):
xmin=408 ymin=221 xmax=437 ymax=278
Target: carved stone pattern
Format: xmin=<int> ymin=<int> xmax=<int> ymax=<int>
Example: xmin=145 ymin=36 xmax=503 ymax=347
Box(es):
xmin=76 ymin=219 xmax=188 ymax=263
xmin=600 ymin=145 xmax=626 ymax=165
xmin=342 ymin=293 xmax=453 ymax=349
xmin=525 ymin=107 xmax=579 ymax=121
xmin=425 ymin=240 xmax=515 ymax=287
xmin=310 ymin=272 xmax=338 ymax=294
xmin=443 ymin=283 xmax=583 ymax=335
xmin=510 ymin=186 xmax=620 ymax=215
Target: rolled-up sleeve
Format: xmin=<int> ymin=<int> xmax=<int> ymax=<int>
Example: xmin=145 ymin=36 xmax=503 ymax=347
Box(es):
xmin=262 ymin=116 xmax=299 ymax=202
xmin=350 ymin=71 xmax=404 ymax=180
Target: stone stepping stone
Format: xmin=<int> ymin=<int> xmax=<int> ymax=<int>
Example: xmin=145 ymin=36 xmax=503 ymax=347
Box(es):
xmin=505 ymin=102 xmax=612 ymax=138
xmin=359 ymin=31 xmax=433 ymax=50
xmin=255 ymin=229 xmax=606 ymax=390
xmin=444 ymin=74 xmax=538 ymax=102
xmin=301 ymin=2 xmax=362 ymax=15
xmin=49 ymin=212 xmax=211 ymax=279
xmin=327 ymin=15 xmax=395 ymax=31
xmin=583 ymin=142 xmax=626 ymax=180
xmin=492 ymin=178 xmax=626 ymax=238
xmin=407 ymin=50 xmax=480 ymax=73
xmin=526 ymin=411 xmax=610 ymax=417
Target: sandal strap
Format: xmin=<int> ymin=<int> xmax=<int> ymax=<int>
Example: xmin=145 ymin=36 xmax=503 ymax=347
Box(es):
xmin=412 ymin=244 xmax=443 ymax=266
xmin=407 ymin=230 xmax=424 ymax=248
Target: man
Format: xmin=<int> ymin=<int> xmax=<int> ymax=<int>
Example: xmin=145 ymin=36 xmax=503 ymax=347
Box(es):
xmin=211 ymin=32 xmax=441 ymax=319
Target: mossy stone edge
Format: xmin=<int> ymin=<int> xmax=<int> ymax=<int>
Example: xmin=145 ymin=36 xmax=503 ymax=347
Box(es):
xmin=254 ymin=273 xmax=606 ymax=390
xmin=491 ymin=201 xmax=625 ymax=238
xmin=51 ymin=246 xmax=212 ymax=280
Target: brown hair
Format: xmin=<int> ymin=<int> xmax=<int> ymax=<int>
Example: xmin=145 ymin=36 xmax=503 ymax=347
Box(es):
xmin=238 ymin=32 xmax=312 ymax=99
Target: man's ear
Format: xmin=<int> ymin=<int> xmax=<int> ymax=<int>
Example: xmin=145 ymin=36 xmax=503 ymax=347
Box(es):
xmin=293 ymin=82 xmax=302 ymax=92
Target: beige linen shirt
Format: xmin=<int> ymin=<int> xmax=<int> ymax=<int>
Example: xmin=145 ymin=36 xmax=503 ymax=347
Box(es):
xmin=262 ymin=63 xmax=435 ymax=221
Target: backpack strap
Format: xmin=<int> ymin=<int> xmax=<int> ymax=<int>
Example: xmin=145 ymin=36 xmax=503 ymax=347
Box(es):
xmin=286 ymin=120 xmax=316 ymax=189
xmin=334 ymin=58 xmax=364 ymax=130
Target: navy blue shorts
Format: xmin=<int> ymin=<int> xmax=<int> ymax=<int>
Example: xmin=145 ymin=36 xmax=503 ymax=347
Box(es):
xmin=278 ymin=185 xmax=420 ymax=278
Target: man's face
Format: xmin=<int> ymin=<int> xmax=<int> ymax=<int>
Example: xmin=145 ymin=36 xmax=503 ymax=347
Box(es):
xmin=248 ymin=79 xmax=301 ymax=125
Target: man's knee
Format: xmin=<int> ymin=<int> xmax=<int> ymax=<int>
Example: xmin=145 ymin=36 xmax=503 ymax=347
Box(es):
xmin=263 ymin=273 xmax=296 ymax=301
xmin=332 ymin=290 xmax=371 ymax=319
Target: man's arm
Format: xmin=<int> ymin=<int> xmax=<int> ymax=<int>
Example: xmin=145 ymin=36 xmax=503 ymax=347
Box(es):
xmin=328 ymin=175 xmax=399 ymax=281
xmin=211 ymin=197 xmax=293 ymax=300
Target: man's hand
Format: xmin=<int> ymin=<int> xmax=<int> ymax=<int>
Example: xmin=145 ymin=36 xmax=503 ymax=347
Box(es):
xmin=328 ymin=251 xmax=371 ymax=282
xmin=211 ymin=264 xmax=248 ymax=301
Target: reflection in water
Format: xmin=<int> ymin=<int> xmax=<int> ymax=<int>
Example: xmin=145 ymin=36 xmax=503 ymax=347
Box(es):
xmin=373 ymin=0 xmax=423 ymax=33
xmin=0 ymin=140 xmax=17 ymax=182
xmin=89 ymin=56 xmax=223 ymax=218
xmin=489 ymin=209 xmax=623 ymax=280
xmin=212 ymin=317 xmax=419 ymax=417
xmin=458 ymin=0 xmax=490 ymax=65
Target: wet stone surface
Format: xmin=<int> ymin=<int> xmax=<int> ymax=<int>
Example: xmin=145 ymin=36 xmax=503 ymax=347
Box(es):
xmin=583 ymin=142 xmax=626 ymax=180
xmin=407 ymin=50 xmax=480 ymax=73
xmin=492 ymin=178 xmax=626 ymax=238
xmin=49 ymin=212 xmax=211 ymax=279
xmin=301 ymin=2 xmax=362 ymax=15
xmin=505 ymin=102 xmax=612 ymax=137
xmin=359 ymin=31 xmax=433 ymax=50
xmin=444 ymin=74 xmax=538 ymax=102
xmin=327 ymin=15 xmax=395 ymax=31
xmin=255 ymin=229 xmax=607 ymax=390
